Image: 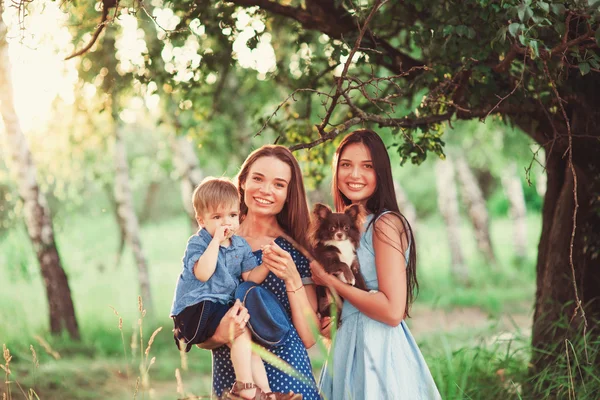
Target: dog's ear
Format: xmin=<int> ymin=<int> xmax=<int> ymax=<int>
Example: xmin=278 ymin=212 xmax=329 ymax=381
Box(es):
xmin=345 ymin=204 xmax=365 ymax=225
xmin=344 ymin=204 xmax=361 ymax=220
xmin=313 ymin=203 xmax=332 ymax=220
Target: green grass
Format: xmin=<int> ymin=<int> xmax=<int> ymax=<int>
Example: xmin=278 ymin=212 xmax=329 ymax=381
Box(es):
xmin=416 ymin=215 xmax=539 ymax=315
xmin=0 ymin=211 xmax=542 ymax=399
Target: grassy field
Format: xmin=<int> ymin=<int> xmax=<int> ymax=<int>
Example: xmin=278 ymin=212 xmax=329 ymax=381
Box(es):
xmin=0 ymin=211 xmax=542 ymax=399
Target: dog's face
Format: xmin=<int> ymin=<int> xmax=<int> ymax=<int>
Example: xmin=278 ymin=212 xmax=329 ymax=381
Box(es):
xmin=311 ymin=203 xmax=362 ymax=246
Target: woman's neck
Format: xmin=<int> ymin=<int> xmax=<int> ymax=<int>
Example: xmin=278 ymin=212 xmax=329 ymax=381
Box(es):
xmin=239 ymin=212 xmax=282 ymax=238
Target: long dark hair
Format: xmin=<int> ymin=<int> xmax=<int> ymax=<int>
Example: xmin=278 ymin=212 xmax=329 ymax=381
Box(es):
xmin=237 ymin=145 xmax=311 ymax=252
xmin=332 ymin=129 xmax=418 ymax=317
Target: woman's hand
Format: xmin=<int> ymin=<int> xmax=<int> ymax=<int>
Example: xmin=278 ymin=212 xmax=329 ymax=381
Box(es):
xmin=262 ymin=242 xmax=301 ymax=283
xmin=212 ymin=300 xmax=249 ymax=344
xmin=309 ymin=260 xmax=334 ymax=287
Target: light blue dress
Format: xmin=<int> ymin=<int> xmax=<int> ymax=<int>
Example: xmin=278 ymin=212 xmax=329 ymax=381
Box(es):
xmin=319 ymin=213 xmax=441 ymax=400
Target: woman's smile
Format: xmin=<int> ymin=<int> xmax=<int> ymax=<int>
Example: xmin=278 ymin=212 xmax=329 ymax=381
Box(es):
xmin=253 ymin=196 xmax=274 ymax=205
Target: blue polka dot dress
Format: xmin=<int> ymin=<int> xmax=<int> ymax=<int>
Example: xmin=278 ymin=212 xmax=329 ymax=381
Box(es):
xmin=212 ymin=237 xmax=321 ymax=399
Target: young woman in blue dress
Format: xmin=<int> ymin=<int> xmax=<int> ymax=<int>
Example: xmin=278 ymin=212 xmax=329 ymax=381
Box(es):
xmin=312 ymin=129 xmax=441 ymax=400
xmin=198 ymin=145 xmax=321 ymax=400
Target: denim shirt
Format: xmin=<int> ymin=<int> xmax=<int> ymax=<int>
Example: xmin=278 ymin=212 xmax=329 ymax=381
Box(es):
xmin=170 ymin=229 xmax=258 ymax=316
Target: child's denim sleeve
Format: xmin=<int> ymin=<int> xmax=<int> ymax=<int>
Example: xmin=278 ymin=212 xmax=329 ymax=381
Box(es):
xmin=240 ymin=241 xmax=259 ymax=273
xmin=183 ymin=234 xmax=209 ymax=273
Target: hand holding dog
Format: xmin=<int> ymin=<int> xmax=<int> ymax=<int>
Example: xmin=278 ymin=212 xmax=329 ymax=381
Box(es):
xmin=309 ymin=260 xmax=334 ymax=287
xmin=262 ymin=242 xmax=301 ymax=283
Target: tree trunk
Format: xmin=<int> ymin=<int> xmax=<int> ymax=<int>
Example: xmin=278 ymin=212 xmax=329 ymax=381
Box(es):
xmin=139 ymin=180 xmax=161 ymax=224
xmin=435 ymin=157 xmax=469 ymax=284
xmin=393 ymin=180 xmax=417 ymax=231
xmin=529 ymin=120 xmax=600 ymax=396
xmin=0 ymin=10 xmax=79 ymax=339
xmin=501 ymin=162 xmax=528 ymax=261
xmin=455 ymin=156 xmax=496 ymax=266
xmin=102 ymin=182 xmax=126 ymax=268
xmin=113 ymin=115 xmax=154 ymax=316
xmin=170 ymin=134 xmax=203 ymax=230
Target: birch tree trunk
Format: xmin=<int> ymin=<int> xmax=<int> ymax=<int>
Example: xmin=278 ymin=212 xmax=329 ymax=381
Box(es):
xmin=435 ymin=157 xmax=470 ymax=284
xmin=393 ymin=180 xmax=417 ymax=231
xmin=112 ymin=104 xmax=154 ymax=316
xmin=455 ymin=156 xmax=497 ymax=266
xmin=501 ymin=162 xmax=528 ymax=260
xmin=170 ymin=134 xmax=203 ymax=229
xmin=0 ymin=10 xmax=79 ymax=339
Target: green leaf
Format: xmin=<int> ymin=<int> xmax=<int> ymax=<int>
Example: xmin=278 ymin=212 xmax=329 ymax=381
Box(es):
xmin=508 ymin=22 xmax=521 ymax=37
xmin=518 ymin=34 xmax=527 ymax=46
xmin=588 ymin=0 xmax=600 ymax=8
xmin=539 ymin=1 xmax=550 ymax=13
xmin=518 ymin=4 xmax=526 ymax=21
xmin=595 ymin=29 xmax=600 ymax=46
xmin=495 ymin=26 xmax=508 ymax=43
xmin=529 ymin=40 xmax=539 ymax=58
xmin=524 ymin=6 xmax=534 ymax=22
xmin=443 ymin=25 xmax=454 ymax=37
xmin=579 ymin=62 xmax=591 ymax=75
xmin=455 ymin=25 xmax=469 ymax=37
xmin=551 ymin=3 xmax=566 ymax=14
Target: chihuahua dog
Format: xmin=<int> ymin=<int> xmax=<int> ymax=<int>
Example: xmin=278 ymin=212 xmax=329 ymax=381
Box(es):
xmin=310 ymin=203 xmax=367 ymax=318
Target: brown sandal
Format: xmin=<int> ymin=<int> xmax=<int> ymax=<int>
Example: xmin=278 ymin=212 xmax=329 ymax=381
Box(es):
xmin=222 ymin=381 xmax=302 ymax=400
xmin=264 ymin=391 xmax=303 ymax=400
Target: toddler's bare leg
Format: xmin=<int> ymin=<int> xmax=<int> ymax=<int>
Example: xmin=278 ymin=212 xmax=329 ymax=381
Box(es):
xmin=251 ymin=348 xmax=271 ymax=393
xmin=229 ymin=329 xmax=257 ymax=398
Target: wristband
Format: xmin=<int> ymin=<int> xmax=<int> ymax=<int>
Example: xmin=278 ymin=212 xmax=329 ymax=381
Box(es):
xmin=286 ymin=285 xmax=304 ymax=294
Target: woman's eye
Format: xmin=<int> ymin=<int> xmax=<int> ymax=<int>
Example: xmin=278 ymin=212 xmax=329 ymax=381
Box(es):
xmin=340 ymin=163 xmax=350 ymax=168
xmin=253 ymin=176 xmax=261 ymax=182
xmin=364 ymin=164 xmax=373 ymax=169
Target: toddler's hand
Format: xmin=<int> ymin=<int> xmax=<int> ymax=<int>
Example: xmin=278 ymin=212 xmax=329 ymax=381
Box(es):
xmin=213 ymin=226 xmax=230 ymax=243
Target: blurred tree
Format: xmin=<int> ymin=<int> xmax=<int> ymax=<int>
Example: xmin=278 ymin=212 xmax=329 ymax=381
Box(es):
xmin=0 ymin=4 xmax=79 ymax=339
xmin=435 ymin=156 xmax=469 ymax=285
xmin=66 ymin=2 xmax=156 ymax=316
xmin=170 ymin=133 xmax=204 ymax=229
xmin=455 ymin=155 xmax=497 ymax=266
xmin=105 ymin=28 xmax=154 ymax=317
xmin=502 ymin=161 xmax=528 ymax=261
xmin=393 ymin=180 xmax=417 ymax=231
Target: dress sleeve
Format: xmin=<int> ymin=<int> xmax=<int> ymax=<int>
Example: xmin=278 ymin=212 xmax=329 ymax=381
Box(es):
xmin=183 ymin=234 xmax=208 ymax=273
xmin=291 ymin=247 xmax=314 ymax=285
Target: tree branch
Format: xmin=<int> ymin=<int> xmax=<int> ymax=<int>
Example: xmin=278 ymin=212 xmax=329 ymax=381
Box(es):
xmin=288 ymin=117 xmax=363 ymax=151
xmin=64 ymin=0 xmax=116 ymax=60
xmin=317 ymin=0 xmax=386 ymax=133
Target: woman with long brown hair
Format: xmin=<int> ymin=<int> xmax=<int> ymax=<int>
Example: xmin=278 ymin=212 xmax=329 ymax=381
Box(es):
xmin=198 ymin=145 xmax=320 ymax=399
xmin=313 ymin=129 xmax=440 ymax=399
